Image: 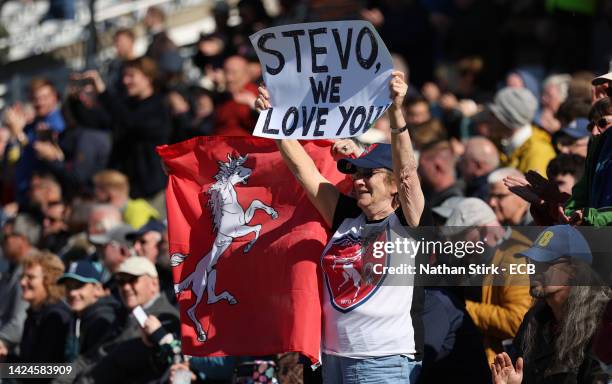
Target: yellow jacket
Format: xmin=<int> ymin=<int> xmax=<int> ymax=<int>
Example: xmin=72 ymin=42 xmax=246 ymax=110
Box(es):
xmin=502 ymin=125 xmax=556 ymax=176
xmin=465 ymin=229 xmax=533 ymax=364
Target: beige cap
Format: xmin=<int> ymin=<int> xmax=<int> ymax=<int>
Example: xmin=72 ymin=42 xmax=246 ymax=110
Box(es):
xmin=592 ymin=72 xmax=612 ymax=86
xmin=116 ymin=256 xmax=158 ymax=278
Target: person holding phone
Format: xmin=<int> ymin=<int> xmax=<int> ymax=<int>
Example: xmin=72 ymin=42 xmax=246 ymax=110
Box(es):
xmin=60 ymin=257 xmax=180 ymax=384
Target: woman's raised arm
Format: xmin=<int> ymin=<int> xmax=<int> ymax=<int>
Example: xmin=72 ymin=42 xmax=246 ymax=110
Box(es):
xmin=388 ymin=71 xmax=424 ymax=227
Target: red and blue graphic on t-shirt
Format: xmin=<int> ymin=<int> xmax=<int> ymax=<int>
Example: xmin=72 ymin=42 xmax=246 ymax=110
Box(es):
xmin=321 ymin=229 xmax=389 ymax=312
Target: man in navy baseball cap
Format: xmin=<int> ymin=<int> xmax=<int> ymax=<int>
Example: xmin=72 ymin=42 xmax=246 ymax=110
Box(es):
xmin=58 ymin=260 xmax=119 ymax=359
xmin=555 ymin=118 xmax=590 ymax=157
xmin=58 ymin=261 xmax=107 ymax=314
xmin=126 ymin=219 xmax=165 ymax=264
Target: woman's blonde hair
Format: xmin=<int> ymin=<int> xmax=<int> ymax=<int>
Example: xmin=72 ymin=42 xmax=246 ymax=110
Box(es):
xmin=22 ymin=251 xmax=65 ymax=305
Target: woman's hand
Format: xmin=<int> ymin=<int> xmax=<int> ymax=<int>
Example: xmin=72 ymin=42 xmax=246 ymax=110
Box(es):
xmin=255 ymin=86 xmax=272 ymax=112
xmin=389 ymin=71 xmax=408 ymax=110
xmin=491 ymin=353 xmax=523 ymax=384
xmin=332 ymin=139 xmax=364 ymax=160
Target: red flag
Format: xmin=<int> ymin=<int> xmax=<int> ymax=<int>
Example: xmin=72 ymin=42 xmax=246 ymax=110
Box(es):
xmin=157 ymin=136 xmax=345 ymax=363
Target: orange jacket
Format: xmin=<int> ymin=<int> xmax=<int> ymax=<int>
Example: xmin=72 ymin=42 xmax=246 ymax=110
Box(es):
xmin=465 ymin=229 xmax=533 ymax=364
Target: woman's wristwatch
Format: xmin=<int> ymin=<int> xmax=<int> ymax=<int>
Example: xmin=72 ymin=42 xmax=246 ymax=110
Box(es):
xmin=390 ymin=124 xmax=409 ymax=134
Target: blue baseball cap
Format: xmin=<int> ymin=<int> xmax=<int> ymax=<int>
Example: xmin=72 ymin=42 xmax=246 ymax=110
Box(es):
xmin=126 ymin=219 xmax=166 ymax=241
xmin=337 ymin=144 xmax=392 ymax=174
xmin=58 ymin=260 xmax=104 ymax=284
xmin=560 ymin=118 xmax=590 ymax=139
xmin=519 ymin=225 xmax=592 ymax=264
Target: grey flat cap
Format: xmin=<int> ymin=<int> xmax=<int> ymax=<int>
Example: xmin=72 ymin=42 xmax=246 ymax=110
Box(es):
xmin=489 ymin=87 xmax=537 ymax=130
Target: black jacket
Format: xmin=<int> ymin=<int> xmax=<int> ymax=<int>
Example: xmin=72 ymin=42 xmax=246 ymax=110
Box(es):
xmin=418 ymin=288 xmax=491 ymax=384
xmin=514 ymin=303 xmax=607 ymax=384
xmin=76 ymin=294 xmax=180 ymax=384
xmin=100 ymin=91 xmax=172 ymax=199
xmin=20 ymin=300 xmax=72 ymax=363
xmin=465 ymin=173 xmax=490 ymax=201
xmin=77 ymin=296 xmax=121 ymax=357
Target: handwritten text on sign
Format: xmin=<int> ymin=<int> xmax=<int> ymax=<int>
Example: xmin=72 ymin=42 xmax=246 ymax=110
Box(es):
xmin=249 ymin=21 xmax=393 ymax=139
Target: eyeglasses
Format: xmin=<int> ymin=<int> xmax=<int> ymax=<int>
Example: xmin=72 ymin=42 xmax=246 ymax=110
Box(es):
xmin=588 ymin=116 xmax=612 ymax=131
xmin=21 ymin=273 xmax=43 ymax=281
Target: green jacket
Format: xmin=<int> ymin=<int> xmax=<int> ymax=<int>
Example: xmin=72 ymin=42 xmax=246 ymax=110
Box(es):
xmin=565 ymin=132 xmax=612 ymax=226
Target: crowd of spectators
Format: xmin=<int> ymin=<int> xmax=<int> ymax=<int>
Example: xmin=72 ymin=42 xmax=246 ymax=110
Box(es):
xmin=0 ymin=0 xmax=611 ymax=383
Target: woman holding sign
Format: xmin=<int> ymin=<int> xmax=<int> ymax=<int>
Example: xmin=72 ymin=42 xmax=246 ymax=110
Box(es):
xmin=256 ymin=71 xmax=429 ymax=383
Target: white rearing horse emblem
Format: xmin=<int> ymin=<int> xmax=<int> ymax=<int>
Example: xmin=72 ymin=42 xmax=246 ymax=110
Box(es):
xmin=170 ymin=154 xmax=278 ymax=342
xmin=333 ymin=253 xmax=363 ymax=300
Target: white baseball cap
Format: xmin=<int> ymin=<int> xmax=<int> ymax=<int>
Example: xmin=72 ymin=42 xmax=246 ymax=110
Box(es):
xmin=116 ymin=256 xmax=158 ymax=278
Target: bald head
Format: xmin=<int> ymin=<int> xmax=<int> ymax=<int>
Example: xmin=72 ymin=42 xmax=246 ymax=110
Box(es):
xmin=224 ymin=56 xmax=250 ymax=94
xmin=461 ymin=136 xmax=500 ymax=181
xmin=88 ymin=204 xmax=122 ymax=236
xmin=418 ymin=141 xmax=457 ymax=192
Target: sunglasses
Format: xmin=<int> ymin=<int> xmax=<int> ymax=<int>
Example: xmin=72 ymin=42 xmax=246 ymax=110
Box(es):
xmin=350 ymin=168 xmax=390 ymax=180
xmin=588 ymin=116 xmax=612 ymax=131
xmin=115 ymin=274 xmax=139 ymax=285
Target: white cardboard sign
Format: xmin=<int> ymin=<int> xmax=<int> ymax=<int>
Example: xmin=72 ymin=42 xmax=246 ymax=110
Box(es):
xmin=249 ymin=21 xmax=393 ymax=139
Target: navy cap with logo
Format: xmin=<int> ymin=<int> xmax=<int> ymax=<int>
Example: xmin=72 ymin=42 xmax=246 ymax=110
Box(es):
xmin=337 ymin=144 xmax=393 ymax=174
xmin=519 ymin=225 xmax=592 ymax=264
xmin=57 ymin=260 xmax=104 ymax=284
